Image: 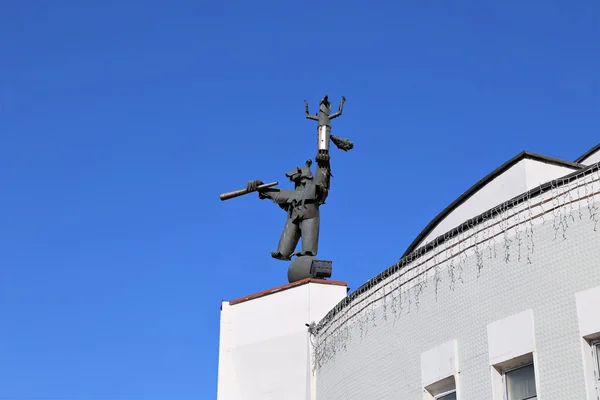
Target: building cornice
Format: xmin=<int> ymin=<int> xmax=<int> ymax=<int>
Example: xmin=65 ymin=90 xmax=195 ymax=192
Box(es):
xmin=575 ymin=143 xmax=600 ymax=163
xmin=401 ymin=151 xmax=584 ymax=258
xmin=315 ymin=158 xmax=596 ymax=334
xmin=227 ymin=278 xmax=347 ymax=306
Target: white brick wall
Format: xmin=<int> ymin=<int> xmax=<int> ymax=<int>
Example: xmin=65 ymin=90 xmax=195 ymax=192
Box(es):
xmin=316 ymin=214 xmax=600 ymax=399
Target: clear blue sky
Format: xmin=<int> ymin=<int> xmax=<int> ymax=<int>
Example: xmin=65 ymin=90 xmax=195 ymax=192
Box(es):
xmin=1 ymin=0 xmax=598 ymax=399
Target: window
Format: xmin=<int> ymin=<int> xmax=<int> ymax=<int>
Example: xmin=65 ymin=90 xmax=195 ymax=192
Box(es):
xmin=593 ymin=341 xmax=600 ymax=397
xmin=435 ymin=390 xmax=457 ymax=400
xmin=504 ymin=363 xmax=537 ymax=400
xmin=421 ymin=340 xmax=459 ymax=400
xmin=424 ymin=375 xmax=457 ymax=400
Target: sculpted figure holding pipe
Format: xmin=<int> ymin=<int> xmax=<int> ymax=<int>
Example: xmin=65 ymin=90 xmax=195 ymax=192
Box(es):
xmin=220 ymin=95 xmax=353 ymax=261
xmin=246 ymin=154 xmax=331 ymax=261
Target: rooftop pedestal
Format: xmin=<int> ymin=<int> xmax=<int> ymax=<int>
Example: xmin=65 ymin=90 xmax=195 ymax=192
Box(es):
xmin=217 ymin=278 xmax=347 ymax=400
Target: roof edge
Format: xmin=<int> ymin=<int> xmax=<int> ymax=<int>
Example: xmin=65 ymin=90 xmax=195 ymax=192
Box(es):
xmin=401 ymin=151 xmax=583 ymax=258
xmin=316 ymin=160 xmax=598 ymax=334
xmin=575 ymin=143 xmax=600 ymax=163
xmin=228 ymin=278 xmax=347 ymax=306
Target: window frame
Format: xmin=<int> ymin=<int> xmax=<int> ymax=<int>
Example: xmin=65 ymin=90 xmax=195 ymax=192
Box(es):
xmin=593 ymin=340 xmax=600 ymax=398
xmin=502 ymin=362 xmax=537 ymax=400
xmin=434 ymin=389 xmax=457 ymax=400
xmin=424 ymin=375 xmax=457 ymax=400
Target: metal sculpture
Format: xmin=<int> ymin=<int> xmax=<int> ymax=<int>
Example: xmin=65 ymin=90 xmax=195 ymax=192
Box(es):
xmin=305 ymin=95 xmax=353 ymax=155
xmin=245 ymin=156 xmax=330 ymax=261
xmin=220 ymin=95 xmax=353 ymax=276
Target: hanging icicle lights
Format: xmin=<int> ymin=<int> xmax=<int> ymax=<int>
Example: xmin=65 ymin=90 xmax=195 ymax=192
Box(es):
xmin=311 ymin=161 xmax=600 ymax=370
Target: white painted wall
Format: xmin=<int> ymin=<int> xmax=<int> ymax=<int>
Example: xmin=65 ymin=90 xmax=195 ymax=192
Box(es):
xmin=316 ymin=189 xmax=600 ymax=399
xmin=216 ymin=281 xmax=347 ymax=400
xmin=313 ymin=151 xmax=596 ymax=400
xmin=419 ymin=159 xmax=577 ymax=246
xmin=486 ymin=309 xmax=536 ymax=367
xmin=575 ymin=285 xmax=600 ymax=400
xmin=421 ymin=340 xmax=459 ymax=399
xmin=575 ymin=285 xmax=600 ymax=338
xmin=486 ymin=309 xmax=539 ymax=400
xmin=523 ymin=159 xmax=577 ymax=190
xmin=579 ymin=150 xmax=600 ymax=166
xmin=421 ymin=160 xmax=528 ymax=245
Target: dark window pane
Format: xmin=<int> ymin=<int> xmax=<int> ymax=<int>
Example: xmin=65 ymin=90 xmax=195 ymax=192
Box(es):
xmin=437 ymin=392 xmax=456 ymax=400
xmin=506 ymin=364 xmax=537 ymax=400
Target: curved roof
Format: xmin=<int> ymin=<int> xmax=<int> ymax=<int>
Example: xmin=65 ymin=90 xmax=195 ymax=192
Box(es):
xmin=315 ymin=155 xmax=598 ymax=334
xmin=401 ymin=151 xmax=584 ymax=258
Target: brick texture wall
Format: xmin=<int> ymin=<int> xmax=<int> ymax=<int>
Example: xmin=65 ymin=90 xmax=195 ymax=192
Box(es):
xmin=316 ymin=214 xmax=600 ymax=399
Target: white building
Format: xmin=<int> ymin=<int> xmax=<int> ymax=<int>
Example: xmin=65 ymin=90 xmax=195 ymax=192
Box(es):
xmin=217 ymin=278 xmax=348 ymax=400
xmin=217 ymin=145 xmax=600 ymax=400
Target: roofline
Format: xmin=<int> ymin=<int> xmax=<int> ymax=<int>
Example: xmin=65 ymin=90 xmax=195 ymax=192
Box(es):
xmin=575 ymin=143 xmax=600 ymax=163
xmin=315 ymin=160 xmax=598 ymax=334
xmin=227 ymin=278 xmax=347 ymax=306
xmin=401 ymin=151 xmax=584 ymax=258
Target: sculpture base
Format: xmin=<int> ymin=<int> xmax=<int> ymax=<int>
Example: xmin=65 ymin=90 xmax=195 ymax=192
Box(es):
xmin=287 ymin=256 xmax=333 ymax=283
xmin=217 ymin=278 xmax=348 ymax=400
xmin=288 ymin=256 xmax=315 ymax=283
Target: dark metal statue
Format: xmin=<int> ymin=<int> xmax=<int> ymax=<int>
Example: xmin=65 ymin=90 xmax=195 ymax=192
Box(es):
xmin=305 ymin=94 xmax=354 ymax=155
xmin=246 ymin=153 xmax=331 ymax=261
xmin=220 ymin=95 xmax=353 ymax=263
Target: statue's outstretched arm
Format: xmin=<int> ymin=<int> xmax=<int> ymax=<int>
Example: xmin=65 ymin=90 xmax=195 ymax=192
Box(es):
xmin=247 ymin=180 xmax=293 ymax=204
xmin=305 ymin=100 xmax=318 ymax=121
xmin=260 ymin=187 xmax=295 ymax=205
xmin=329 ymin=96 xmax=346 ymax=120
